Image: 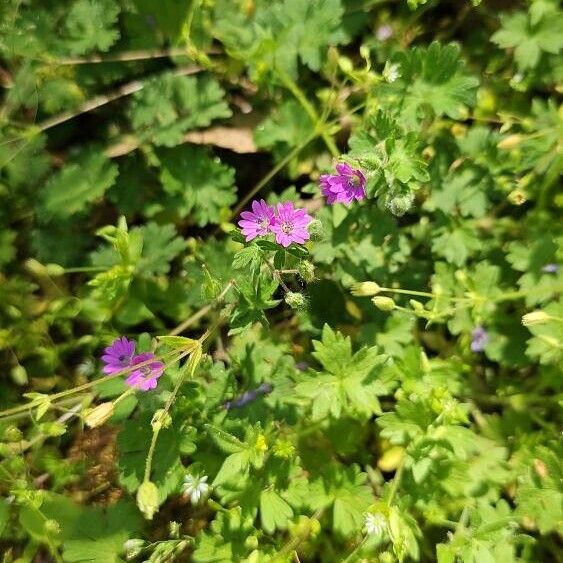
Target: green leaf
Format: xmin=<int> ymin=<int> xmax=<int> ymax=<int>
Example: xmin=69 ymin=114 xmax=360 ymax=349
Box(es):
xmin=232 ymin=245 xmax=263 ymax=272
xmin=158 ymin=146 xmax=237 ymax=226
xmin=156 ymin=335 xmax=199 ymax=352
xmin=41 ymin=152 xmax=119 ymax=218
xmin=129 ymin=74 xmax=231 ymax=147
xmin=492 ymin=10 xmax=563 ymax=70
xmin=260 ymin=489 xmax=294 ymax=533
xmin=132 ymin=222 xmax=186 ymax=276
xmin=63 ymin=0 xmax=120 ymax=55
xmin=215 ymin=0 xmax=347 ymax=80
xmin=388 ymin=42 xmax=479 ymax=127
xmin=296 ymin=325 xmax=387 ymax=419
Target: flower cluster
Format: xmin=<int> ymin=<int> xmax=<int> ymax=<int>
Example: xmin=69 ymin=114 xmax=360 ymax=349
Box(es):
xmin=320 ymin=163 xmax=366 ymax=206
xmin=101 ymin=337 xmax=164 ymax=391
xmin=238 ymin=200 xmax=313 ymax=247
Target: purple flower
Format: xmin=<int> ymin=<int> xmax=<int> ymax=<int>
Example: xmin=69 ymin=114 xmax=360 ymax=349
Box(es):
xmin=238 ymin=199 xmax=275 ymax=242
xmin=542 ymin=263 xmax=558 ymax=274
xmin=224 ymin=383 xmax=273 ymax=410
xmin=470 ymin=326 xmax=489 ymax=353
xmin=270 ymin=202 xmax=313 ymax=248
xmin=320 ymin=163 xmax=366 ymax=206
xmin=376 ymin=24 xmax=393 ymax=41
xmin=125 ymin=353 xmax=164 ymax=391
xmin=101 ymin=337 xmax=135 ymax=375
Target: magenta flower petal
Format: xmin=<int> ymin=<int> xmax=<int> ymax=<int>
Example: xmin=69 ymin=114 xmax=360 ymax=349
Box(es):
xmin=270 ymin=202 xmax=313 ymax=247
xmin=101 ymin=336 xmax=136 ymax=375
xmin=238 ymin=199 xmax=275 ymax=241
xmin=320 ymin=163 xmax=366 ymax=206
xmin=126 ymin=352 xmax=164 ymax=391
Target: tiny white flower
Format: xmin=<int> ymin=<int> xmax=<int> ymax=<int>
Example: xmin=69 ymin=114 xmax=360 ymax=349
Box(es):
xmin=182 ymin=473 xmax=209 ymax=505
xmin=365 ymin=512 xmax=387 ymax=536
xmin=382 ymin=62 xmax=400 ymax=83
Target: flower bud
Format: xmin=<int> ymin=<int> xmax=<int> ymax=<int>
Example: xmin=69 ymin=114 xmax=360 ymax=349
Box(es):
xmin=45 ymin=263 xmax=66 ymax=277
xmin=123 ymin=539 xmax=145 ymax=560
xmin=508 ymin=188 xmax=527 ymax=205
xmin=521 ymin=310 xmax=551 ymax=326
xmin=409 ymin=299 xmax=424 ymax=313
xmin=285 ymin=292 xmax=307 ymax=310
xmin=255 ymin=433 xmax=268 ymax=453
xmin=137 ymin=481 xmax=159 ymax=520
xmin=273 ymin=439 xmax=296 ymax=459
xmin=351 ymin=281 xmax=381 ymax=297
xmin=385 ymin=191 xmax=414 ymax=217
xmin=372 ymin=296 xmax=395 ymax=311
xmin=497 ymin=134 xmax=523 ymax=150
xmin=151 ymin=409 xmax=172 ymax=431
xmin=4 ymin=426 xmax=23 ymax=442
xmin=308 ymin=219 xmax=324 ymax=241
xmin=44 ymin=519 xmax=61 ymax=535
xmin=84 ymin=402 xmax=114 ymax=428
xmin=297 ymin=261 xmax=315 ymax=283
xmin=169 ymin=521 xmax=181 ymax=538
xmin=245 ymin=535 xmax=259 ymax=550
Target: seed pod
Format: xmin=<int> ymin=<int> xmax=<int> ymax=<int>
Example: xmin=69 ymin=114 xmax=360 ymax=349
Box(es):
xmin=372 ymin=296 xmax=395 ymax=311
xmin=137 ymin=481 xmax=159 ymax=520
xmin=351 ymin=281 xmax=381 ymax=297
xmin=521 ymin=311 xmax=550 ymax=326
xmin=85 ymin=402 xmax=114 ymax=428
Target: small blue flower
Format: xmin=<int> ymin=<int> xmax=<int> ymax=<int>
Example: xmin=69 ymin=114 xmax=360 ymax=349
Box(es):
xmin=542 ymin=263 xmax=558 ymax=274
xmin=471 ymin=326 xmax=489 ymax=353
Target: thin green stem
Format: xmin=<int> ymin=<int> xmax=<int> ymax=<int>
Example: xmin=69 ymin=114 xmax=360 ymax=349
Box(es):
xmin=341 ymin=536 xmax=368 ymax=563
xmin=380 ymin=287 xmax=469 ymax=302
xmin=170 ymin=279 xmax=235 ymax=336
xmin=143 ymin=327 xmax=214 ymax=482
xmin=231 ymin=130 xmax=318 ymax=217
xmin=276 ymin=66 xmax=340 ymax=157
xmin=387 ymin=456 xmax=406 ymax=506
xmin=62 ymin=266 xmax=107 ymax=273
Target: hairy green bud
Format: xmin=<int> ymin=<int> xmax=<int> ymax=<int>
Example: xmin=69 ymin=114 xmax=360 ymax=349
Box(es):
xmin=297 ymin=261 xmax=315 ymax=283
xmin=385 ymin=190 xmax=414 ymax=217
xmin=44 ymin=519 xmax=61 ymax=535
xmin=285 ymin=291 xmax=307 ymax=310
xmin=151 ymin=409 xmax=172 ymax=431
xmin=4 ymin=426 xmax=23 ymax=442
xmin=308 ymin=219 xmax=324 ymax=241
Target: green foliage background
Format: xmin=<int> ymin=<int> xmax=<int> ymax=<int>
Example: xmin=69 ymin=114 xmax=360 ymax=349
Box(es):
xmin=0 ymin=0 xmax=561 ymax=561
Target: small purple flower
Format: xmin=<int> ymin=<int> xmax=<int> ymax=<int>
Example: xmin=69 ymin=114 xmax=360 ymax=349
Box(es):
xmin=470 ymin=326 xmax=489 ymax=353
xmin=238 ymin=199 xmax=275 ymax=242
xmin=224 ymin=383 xmax=273 ymax=410
xmin=376 ymin=24 xmax=393 ymax=41
xmin=101 ymin=337 xmax=135 ymax=375
xmin=320 ymin=163 xmax=366 ymax=206
xmin=126 ymin=353 xmax=164 ymax=391
xmin=542 ymin=263 xmax=558 ymax=274
xmin=270 ymin=202 xmax=313 ymax=248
